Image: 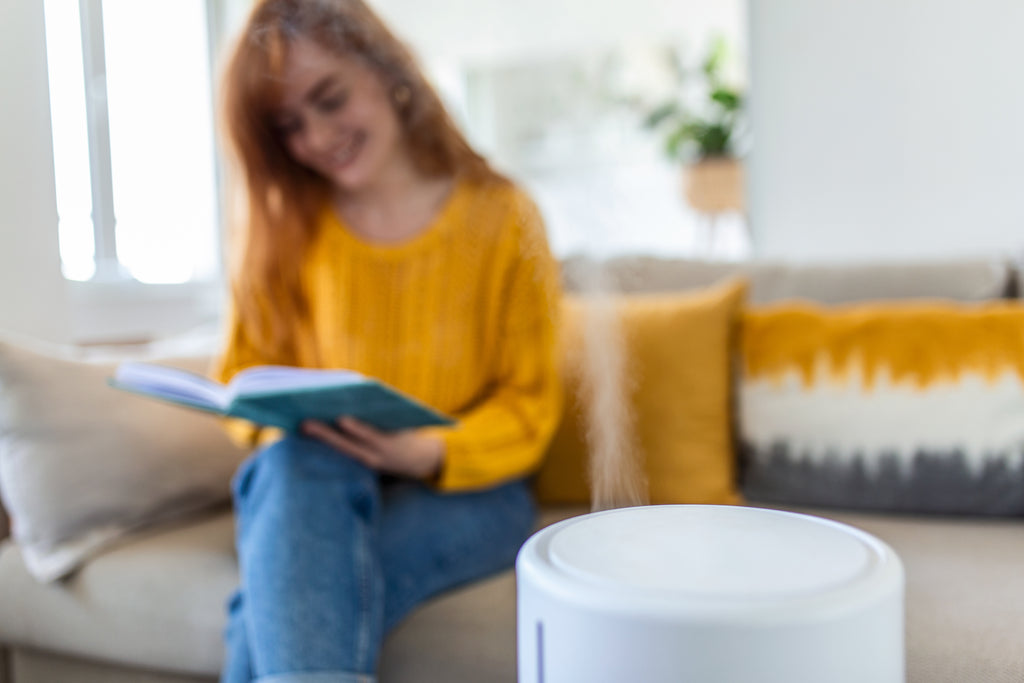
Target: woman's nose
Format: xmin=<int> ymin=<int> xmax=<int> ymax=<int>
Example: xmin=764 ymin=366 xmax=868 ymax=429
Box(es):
xmin=304 ymin=114 xmax=334 ymax=153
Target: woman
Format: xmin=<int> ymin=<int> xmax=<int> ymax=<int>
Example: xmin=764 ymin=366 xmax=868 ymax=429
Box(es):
xmin=214 ymin=1 xmax=563 ymax=681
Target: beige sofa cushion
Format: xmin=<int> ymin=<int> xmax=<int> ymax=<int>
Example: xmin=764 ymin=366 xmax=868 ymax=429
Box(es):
xmin=0 ymin=512 xmax=237 ymax=676
xmin=561 ymin=256 xmax=1013 ymax=304
xmin=0 ymin=506 xmax=585 ymax=681
xmin=2 ymin=504 xmax=1023 ymax=682
xmin=7 ymin=649 xmax=210 ymax=683
xmin=788 ymin=507 xmax=1024 ymax=683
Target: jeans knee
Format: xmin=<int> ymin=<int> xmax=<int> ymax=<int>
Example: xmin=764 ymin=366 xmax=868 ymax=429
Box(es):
xmin=257 ymin=435 xmax=309 ymax=475
xmin=230 ymin=439 xmax=302 ymax=507
xmin=258 ymin=435 xmax=359 ymax=479
xmin=245 ymin=436 xmax=378 ymax=512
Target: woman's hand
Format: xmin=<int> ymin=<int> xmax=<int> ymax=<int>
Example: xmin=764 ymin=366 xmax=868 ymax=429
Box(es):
xmin=301 ymin=417 xmax=445 ymax=480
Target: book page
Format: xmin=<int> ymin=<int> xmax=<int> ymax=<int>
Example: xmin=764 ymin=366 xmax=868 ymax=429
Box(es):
xmin=113 ymin=362 xmax=226 ymax=408
xmin=226 ymin=365 xmax=365 ymax=401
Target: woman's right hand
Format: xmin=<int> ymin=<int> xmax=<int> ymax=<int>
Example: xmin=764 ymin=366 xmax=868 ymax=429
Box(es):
xmin=302 ymin=417 xmax=445 ymax=480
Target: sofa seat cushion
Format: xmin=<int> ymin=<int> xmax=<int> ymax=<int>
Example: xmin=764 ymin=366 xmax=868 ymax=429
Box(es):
xmin=774 ymin=506 xmax=1024 ymax=683
xmin=0 ymin=510 xmax=238 ymax=676
xmin=0 ymin=505 xmax=588 ymax=681
xmin=1 ymin=503 xmax=1021 ymax=682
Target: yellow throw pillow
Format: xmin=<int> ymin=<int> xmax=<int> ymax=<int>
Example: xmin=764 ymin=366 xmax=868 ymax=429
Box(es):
xmin=534 ymin=278 xmax=747 ymax=506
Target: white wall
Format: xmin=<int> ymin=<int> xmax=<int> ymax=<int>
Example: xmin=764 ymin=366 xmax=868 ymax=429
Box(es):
xmin=369 ymin=0 xmax=744 ymax=65
xmin=0 ymin=0 xmax=69 ymax=344
xmin=748 ymin=0 xmax=1024 ymax=261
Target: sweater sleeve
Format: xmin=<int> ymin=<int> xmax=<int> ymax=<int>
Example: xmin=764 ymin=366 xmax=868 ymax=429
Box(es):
xmin=434 ymin=194 xmax=564 ymax=491
xmin=210 ymin=303 xmax=285 ymax=449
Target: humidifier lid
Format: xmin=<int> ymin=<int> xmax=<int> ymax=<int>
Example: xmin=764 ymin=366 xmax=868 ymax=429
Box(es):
xmin=546 ymin=505 xmax=881 ymax=601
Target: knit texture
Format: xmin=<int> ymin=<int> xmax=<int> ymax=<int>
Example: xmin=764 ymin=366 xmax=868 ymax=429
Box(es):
xmin=215 ymin=180 xmax=563 ymax=491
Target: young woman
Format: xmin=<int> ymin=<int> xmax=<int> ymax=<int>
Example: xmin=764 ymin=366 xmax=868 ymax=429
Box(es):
xmin=214 ymin=1 xmax=563 ymax=681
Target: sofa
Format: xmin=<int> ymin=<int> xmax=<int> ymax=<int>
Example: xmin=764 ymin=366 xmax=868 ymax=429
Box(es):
xmin=2 ymin=254 xmax=1024 ymax=683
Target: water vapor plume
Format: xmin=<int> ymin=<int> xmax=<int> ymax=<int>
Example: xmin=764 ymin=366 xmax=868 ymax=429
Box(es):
xmin=556 ymin=170 xmax=649 ymax=511
xmin=575 ymin=268 xmax=648 ymax=511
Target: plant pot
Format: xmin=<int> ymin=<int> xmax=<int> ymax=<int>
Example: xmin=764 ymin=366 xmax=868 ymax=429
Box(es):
xmin=683 ymin=157 xmax=745 ymax=214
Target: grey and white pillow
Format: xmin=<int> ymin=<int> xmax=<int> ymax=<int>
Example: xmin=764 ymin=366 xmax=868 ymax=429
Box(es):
xmin=738 ymin=300 xmax=1024 ymax=516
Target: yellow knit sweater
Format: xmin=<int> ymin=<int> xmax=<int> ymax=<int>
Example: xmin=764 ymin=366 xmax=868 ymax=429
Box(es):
xmin=213 ymin=179 xmax=563 ymax=491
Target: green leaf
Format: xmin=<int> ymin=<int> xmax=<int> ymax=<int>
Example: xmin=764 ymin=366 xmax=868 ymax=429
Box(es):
xmin=710 ymin=88 xmax=741 ymax=111
xmin=643 ymin=101 xmax=680 ymax=129
xmin=643 ymin=35 xmax=744 ymax=161
xmin=702 ymin=36 xmax=728 ymax=81
xmin=698 ymin=124 xmax=731 ymax=156
xmin=664 ymin=125 xmax=691 ymax=159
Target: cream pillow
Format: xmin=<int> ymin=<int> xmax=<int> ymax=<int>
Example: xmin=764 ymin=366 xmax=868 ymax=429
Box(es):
xmin=535 ymin=278 xmax=747 ymax=506
xmin=0 ymin=341 xmax=246 ymax=582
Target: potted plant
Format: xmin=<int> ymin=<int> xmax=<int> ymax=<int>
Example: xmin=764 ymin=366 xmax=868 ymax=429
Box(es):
xmin=643 ymin=37 xmax=747 ymax=214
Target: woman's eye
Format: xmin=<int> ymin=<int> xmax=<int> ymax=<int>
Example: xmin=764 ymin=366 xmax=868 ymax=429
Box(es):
xmin=318 ymin=93 xmax=347 ymax=113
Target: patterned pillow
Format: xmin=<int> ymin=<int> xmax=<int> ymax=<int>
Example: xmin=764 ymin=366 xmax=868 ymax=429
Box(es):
xmin=739 ymin=301 xmax=1024 ymax=515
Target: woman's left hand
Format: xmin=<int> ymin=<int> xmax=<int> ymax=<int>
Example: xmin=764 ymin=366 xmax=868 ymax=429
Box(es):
xmin=301 ymin=416 xmax=445 ymax=479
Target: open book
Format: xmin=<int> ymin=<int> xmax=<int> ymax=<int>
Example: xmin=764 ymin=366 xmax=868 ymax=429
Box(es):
xmin=109 ymin=362 xmax=454 ymax=432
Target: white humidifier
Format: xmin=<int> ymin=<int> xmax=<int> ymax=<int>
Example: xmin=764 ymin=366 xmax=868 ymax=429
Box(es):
xmin=517 ymin=505 xmax=904 ymax=683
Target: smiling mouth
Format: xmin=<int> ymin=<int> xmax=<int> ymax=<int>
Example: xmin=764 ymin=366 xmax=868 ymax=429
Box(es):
xmin=327 ymin=132 xmax=366 ymax=170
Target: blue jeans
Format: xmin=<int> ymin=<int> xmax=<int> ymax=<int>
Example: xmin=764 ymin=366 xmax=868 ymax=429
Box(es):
xmin=220 ymin=436 xmax=535 ymax=683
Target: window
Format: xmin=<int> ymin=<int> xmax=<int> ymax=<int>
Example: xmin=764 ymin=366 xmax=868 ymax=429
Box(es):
xmin=43 ymin=0 xmax=221 ymax=285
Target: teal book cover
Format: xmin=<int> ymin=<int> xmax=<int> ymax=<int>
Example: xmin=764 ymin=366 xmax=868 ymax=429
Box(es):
xmin=109 ymin=362 xmax=454 ymax=433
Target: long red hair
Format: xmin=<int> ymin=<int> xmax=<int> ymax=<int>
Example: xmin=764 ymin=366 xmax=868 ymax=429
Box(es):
xmin=219 ymin=0 xmax=503 ymax=360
